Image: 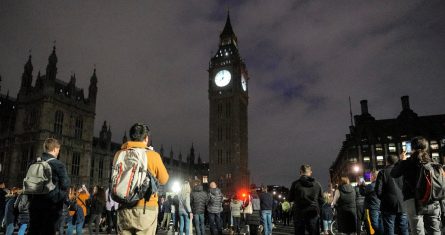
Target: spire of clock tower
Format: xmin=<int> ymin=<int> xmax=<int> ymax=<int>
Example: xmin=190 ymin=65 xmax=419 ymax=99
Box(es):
xmin=220 ymin=11 xmax=237 ymax=46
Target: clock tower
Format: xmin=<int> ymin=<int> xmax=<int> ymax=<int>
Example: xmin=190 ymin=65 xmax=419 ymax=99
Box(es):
xmin=208 ymin=13 xmax=249 ymax=194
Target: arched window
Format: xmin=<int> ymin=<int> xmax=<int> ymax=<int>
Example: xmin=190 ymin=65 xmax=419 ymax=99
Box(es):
xmin=75 ymin=117 xmax=83 ymax=139
xmin=54 ymin=110 xmax=64 ymax=135
xmin=71 ymin=152 xmax=80 ymax=176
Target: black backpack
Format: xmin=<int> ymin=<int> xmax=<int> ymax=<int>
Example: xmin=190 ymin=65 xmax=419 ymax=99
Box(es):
xmin=416 ymin=162 xmax=445 ymax=205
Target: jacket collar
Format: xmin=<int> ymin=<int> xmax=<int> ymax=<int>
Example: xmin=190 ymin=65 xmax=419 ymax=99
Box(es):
xmin=121 ymin=141 xmax=148 ymax=150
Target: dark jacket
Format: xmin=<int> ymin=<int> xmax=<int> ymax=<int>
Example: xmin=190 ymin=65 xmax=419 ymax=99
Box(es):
xmin=376 ymin=164 xmax=405 ymax=213
xmin=321 ymin=203 xmax=334 ymax=221
xmin=14 ymin=194 xmax=30 ymax=224
xmin=355 ymin=185 xmax=365 ymax=206
xmin=390 ymin=155 xmax=421 ymax=200
xmin=88 ymin=197 xmax=105 ymax=215
xmin=336 ymin=184 xmax=356 ymax=211
xmin=30 ymin=152 xmax=70 ymax=206
xmin=363 ymin=182 xmax=380 ymax=211
xmin=190 ymin=185 xmax=208 ymax=214
xmin=4 ymin=195 xmax=17 ymax=225
xmin=207 ymin=188 xmax=223 ymax=214
xmin=288 ymin=175 xmax=324 ymax=218
xmin=162 ymin=199 xmax=172 ymax=213
xmin=258 ymin=192 xmax=274 ymax=211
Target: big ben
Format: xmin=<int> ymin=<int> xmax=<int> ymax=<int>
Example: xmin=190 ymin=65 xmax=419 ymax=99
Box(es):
xmin=209 ymin=13 xmax=249 ymax=194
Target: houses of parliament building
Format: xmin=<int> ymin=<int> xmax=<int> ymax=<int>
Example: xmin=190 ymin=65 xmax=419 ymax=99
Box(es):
xmin=0 ymin=47 xmax=208 ymax=188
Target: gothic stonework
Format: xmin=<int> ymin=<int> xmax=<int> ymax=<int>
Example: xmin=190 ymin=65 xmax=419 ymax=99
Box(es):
xmin=208 ymin=13 xmax=250 ymax=194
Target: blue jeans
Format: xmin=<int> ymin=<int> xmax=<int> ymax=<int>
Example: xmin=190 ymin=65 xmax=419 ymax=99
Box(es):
xmin=5 ymin=223 xmax=14 ymax=235
xmin=382 ymin=211 xmax=409 ymax=235
xmin=261 ymin=210 xmax=272 ymax=235
xmin=193 ymin=213 xmax=206 ymax=235
xmin=208 ymin=212 xmax=223 ymax=235
xmin=322 ymin=220 xmax=332 ymax=232
xmin=367 ymin=209 xmax=383 ymax=235
xmin=179 ymin=212 xmax=190 ymax=235
xmin=67 ymin=221 xmax=84 ymax=235
xmin=18 ymin=223 xmax=28 ymax=235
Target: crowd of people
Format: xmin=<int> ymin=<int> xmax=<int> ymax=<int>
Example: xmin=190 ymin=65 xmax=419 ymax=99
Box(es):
xmin=1 ymin=122 xmax=445 ymax=235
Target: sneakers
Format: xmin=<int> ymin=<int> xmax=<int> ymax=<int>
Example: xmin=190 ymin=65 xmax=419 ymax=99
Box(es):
xmin=258 ymin=225 xmax=263 ymax=233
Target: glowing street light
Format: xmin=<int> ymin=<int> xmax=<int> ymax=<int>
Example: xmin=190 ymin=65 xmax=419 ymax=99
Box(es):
xmin=278 ymin=195 xmax=282 ymax=199
xmin=353 ymin=165 xmax=360 ymax=173
xmin=273 ymin=191 xmax=276 ymax=195
xmin=172 ymin=181 xmax=181 ymax=194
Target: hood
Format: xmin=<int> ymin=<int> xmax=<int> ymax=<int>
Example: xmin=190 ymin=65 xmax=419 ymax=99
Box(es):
xmin=194 ymin=185 xmax=203 ymax=192
xmin=210 ymin=188 xmax=222 ymax=196
xmin=339 ymin=184 xmax=354 ymax=193
xmin=299 ymin=175 xmax=315 ymax=187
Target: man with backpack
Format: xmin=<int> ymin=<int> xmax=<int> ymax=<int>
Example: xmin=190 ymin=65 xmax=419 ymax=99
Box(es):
xmin=391 ymin=137 xmax=442 ymax=235
xmin=112 ymin=123 xmax=169 ymax=235
xmin=27 ymin=138 xmax=70 ymax=235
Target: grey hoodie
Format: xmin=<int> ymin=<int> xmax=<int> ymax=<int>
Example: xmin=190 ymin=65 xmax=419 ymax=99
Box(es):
xmin=207 ymin=188 xmax=223 ymax=213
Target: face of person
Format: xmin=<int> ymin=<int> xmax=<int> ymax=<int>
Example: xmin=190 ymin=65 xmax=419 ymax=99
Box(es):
xmin=94 ymin=186 xmax=98 ymax=194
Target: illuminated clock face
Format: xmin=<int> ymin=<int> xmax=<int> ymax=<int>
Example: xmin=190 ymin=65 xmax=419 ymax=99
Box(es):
xmin=214 ymin=70 xmax=231 ymax=87
xmin=241 ymin=74 xmax=247 ymax=91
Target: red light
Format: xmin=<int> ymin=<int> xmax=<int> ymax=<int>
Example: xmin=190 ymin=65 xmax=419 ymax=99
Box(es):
xmin=242 ymin=193 xmax=246 ymax=198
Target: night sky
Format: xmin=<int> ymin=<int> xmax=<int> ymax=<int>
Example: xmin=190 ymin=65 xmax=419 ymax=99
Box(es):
xmin=1 ymin=1 xmax=445 ymax=187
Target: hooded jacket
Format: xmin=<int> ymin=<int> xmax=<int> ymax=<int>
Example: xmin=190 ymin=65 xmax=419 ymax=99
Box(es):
xmin=376 ymin=164 xmax=405 ymax=213
xmin=390 ymin=155 xmax=422 ymax=200
xmin=207 ymin=188 xmax=223 ymax=214
xmin=336 ymin=184 xmax=356 ymax=211
xmin=191 ymin=185 xmax=208 ymax=214
xmin=288 ymin=175 xmax=323 ymax=218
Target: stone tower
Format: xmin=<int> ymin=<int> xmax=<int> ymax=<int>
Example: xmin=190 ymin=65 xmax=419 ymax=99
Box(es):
xmin=208 ymin=12 xmax=250 ymax=194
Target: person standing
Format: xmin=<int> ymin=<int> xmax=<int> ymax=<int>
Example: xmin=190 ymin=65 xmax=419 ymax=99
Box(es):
xmin=321 ymin=192 xmax=334 ymax=235
xmin=391 ymin=136 xmax=441 ymax=235
xmin=66 ymin=187 xmax=85 ymax=235
xmin=258 ymin=186 xmax=273 ymax=235
xmin=87 ymin=186 xmax=106 ymax=235
xmin=0 ymin=182 xmax=7 ymax=230
xmin=375 ymin=155 xmax=409 ymax=235
xmin=105 ymin=187 xmax=118 ymax=235
xmin=4 ymin=188 xmax=18 ymax=235
xmin=178 ymin=181 xmax=193 ymax=235
xmin=332 ymin=177 xmax=357 ymax=235
xmin=246 ymin=190 xmax=261 ymax=235
xmin=28 ymin=138 xmax=70 ymax=235
xmin=191 ymin=183 xmax=208 ymax=235
xmin=230 ymin=195 xmax=243 ymax=234
xmin=281 ymin=199 xmax=291 ymax=226
xmin=288 ymin=164 xmax=324 ymax=235
xmin=115 ymin=123 xmax=169 ymax=235
xmin=14 ymin=189 xmax=30 ymax=235
xmin=207 ymin=181 xmax=224 ymax=235
xmin=355 ymin=182 xmax=366 ymax=234
xmin=160 ymin=196 xmax=172 ymax=230
xmin=363 ymin=171 xmax=382 ymax=235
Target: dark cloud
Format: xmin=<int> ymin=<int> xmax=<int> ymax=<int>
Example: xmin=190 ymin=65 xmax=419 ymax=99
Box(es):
xmin=1 ymin=0 xmax=444 ymax=187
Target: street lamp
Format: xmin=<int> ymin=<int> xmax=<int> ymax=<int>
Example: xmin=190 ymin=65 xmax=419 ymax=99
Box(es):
xmin=353 ymin=165 xmax=360 ymax=173
xmin=172 ymin=181 xmax=181 ymax=194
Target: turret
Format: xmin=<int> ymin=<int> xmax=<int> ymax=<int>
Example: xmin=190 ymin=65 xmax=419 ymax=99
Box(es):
xmin=88 ymin=68 xmax=98 ymax=103
xmin=20 ymin=55 xmax=33 ymax=93
xmin=46 ymin=46 xmax=58 ymax=80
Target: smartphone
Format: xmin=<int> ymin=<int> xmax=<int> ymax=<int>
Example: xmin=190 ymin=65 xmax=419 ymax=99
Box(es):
xmin=402 ymin=141 xmax=412 ymax=158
